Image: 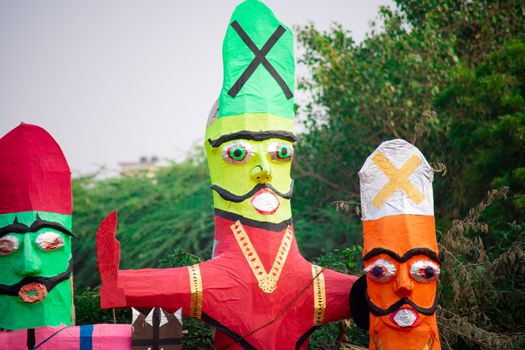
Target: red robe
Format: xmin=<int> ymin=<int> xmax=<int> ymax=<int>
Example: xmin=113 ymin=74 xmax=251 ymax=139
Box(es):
xmin=98 ymin=211 xmax=357 ymax=349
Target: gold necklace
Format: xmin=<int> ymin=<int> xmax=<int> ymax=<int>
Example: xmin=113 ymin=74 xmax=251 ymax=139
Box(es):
xmin=230 ymin=221 xmax=293 ymax=293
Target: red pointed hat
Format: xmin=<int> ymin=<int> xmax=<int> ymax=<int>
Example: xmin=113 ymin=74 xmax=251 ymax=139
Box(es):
xmin=0 ymin=123 xmax=71 ymax=215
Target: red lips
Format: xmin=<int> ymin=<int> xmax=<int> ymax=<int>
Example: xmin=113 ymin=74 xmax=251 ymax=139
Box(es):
xmin=18 ymin=282 xmax=47 ymax=303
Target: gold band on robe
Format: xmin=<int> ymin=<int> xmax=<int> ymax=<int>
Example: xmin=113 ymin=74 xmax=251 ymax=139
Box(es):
xmin=188 ymin=264 xmax=202 ymax=319
xmin=312 ymin=265 xmax=326 ymax=326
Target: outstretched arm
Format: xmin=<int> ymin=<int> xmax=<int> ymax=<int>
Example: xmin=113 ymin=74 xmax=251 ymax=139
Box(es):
xmin=96 ymin=211 xmax=125 ymax=308
xmin=323 ymin=268 xmax=359 ymax=323
xmin=96 ymin=211 xmax=192 ymax=313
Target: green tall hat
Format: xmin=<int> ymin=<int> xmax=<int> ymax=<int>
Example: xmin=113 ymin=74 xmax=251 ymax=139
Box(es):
xmin=207 ymin=0 xmax=295 ymax=141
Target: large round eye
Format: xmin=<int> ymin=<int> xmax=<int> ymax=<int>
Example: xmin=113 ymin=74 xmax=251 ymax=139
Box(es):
xmin=36 ymin=232 xmax=64 ymax=251
xmin=410 ymin=260 xmax=440 ymax=282
xmin=364 ymin=259 xmax=396 ymax=283
xmin=267 ymin=143 xmax=293 ymax=161
xmin=222 ymin=141 xmax=254 ymax=164
xmin=0 ymin=235 xmax=19 ymax=255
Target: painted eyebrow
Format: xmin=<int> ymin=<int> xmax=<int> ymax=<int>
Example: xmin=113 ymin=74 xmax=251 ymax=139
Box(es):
xmin=0 ymin=218 xmax=28 ymax=237
xmin=208 ymin=130 xmax=296 ymax=147
xmin=0 ymin=215 xmax=75 ymax=238
xmin=29 ymin=217 xmax=76 ymax=237
xmin=363 ymin=247 xmax=440 ymax=264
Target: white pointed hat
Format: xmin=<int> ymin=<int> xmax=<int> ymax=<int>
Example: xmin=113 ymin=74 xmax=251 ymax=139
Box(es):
xmin=358 ymin=139 xmax=434 ymax=221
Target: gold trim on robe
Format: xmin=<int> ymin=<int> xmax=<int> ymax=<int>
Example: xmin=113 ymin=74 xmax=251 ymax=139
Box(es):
xmin=231 ymin=221 xmax=293 ymax=293
xmin=312 ymin=265 xmax=326 ymax=326
xmin=188 ymin=264 xmax=202 ymax=319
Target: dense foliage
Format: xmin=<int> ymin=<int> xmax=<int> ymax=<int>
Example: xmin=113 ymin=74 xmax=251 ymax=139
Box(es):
xmin=72 ymin=157 xmax=214 ymax=287
xmin=71 ymin=1 xmax=524 ymax=349
xmin=294 ymin=0 xmax=525 ymax=348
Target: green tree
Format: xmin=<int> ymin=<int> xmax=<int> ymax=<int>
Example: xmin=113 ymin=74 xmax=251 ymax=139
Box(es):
xmin=436 ymin=40 xmax=525 ymax=224
xmin=72 ymin=157 xmax=214 ymax=287
xmin=295 ymin=0 xmax=525 ymax=348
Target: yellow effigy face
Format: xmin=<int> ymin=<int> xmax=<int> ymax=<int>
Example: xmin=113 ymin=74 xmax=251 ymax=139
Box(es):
xmin=205 ymin=113 xmax=295 ymax=223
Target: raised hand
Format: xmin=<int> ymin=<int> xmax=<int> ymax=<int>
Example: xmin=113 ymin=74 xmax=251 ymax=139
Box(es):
xmin=96 ymin=211 xmax=125 ymax=307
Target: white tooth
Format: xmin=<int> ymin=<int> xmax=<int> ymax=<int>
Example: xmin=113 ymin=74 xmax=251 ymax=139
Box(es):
xmin=252 ymin=192 xmax=279 ymax=212
xmin=393 ymin=309 xmax=417 ymax=327
xmin=132 ymin=308 xmax=141 ymax=323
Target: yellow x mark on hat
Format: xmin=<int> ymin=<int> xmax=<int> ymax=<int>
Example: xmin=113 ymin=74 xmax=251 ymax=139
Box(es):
xmin=371 ymin=152 xmax=424 ymax=208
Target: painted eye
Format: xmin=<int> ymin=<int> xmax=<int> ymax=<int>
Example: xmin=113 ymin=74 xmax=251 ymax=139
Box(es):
xmin=268 ymin=143 xmax=293 ymax=161
xmin=222 ymin=141 xmax=253 ymax=164
xmin=410 ymin=260 xmax=440 ymax=282
xmin=364 ymin=259 xmax=396 ymax=283
xmin=0 ymin=235 xmax=19 ymax=255
xmin=36 ymin=232 xmax=64 ymax=251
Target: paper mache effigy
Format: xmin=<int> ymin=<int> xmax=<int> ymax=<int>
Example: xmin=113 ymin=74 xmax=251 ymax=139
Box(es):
xmin=96 ymin=1 xmax=358 ymax=349
xmin=0 ymin=1 xmax=443 ymax=349
xmin=351 ymin=139 xmax=442 ymax=350
xmin=0 ymin=124 xmax=183 ymax=349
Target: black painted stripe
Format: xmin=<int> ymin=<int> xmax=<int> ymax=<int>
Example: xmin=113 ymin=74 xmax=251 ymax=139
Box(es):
xmin=295 ymin=326 xmax=319 ymax=350
xmin=227 ymin=21 xmax=292 ymax=99
xmin=0 ymin=214 xmax=75 ymax=238
xmin=27 ymin=329 xmax=35 ymax=350
xmin=366 ymin=293 xmax=438 ymax=316
xmin=208 ymin=130 xmax=296 ymax=148
xmin=211 ymin=181 xmax=294 ymax=203
xmin=363 ymin=247 xmax=440 ymax=264
xmin=215 ymin=209 xmax=292 ymax=232
xmin=201 ymin=312 xmax=257 ymax=350
xmin=131 ymin=338 xmax=181 ymax=346
xmin=0 ymin=259 xmax=73 ymax=296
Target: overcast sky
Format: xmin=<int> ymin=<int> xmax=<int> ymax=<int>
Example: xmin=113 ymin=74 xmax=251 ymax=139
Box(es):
xmin=0 ymin=0 xmax=393 ymax=175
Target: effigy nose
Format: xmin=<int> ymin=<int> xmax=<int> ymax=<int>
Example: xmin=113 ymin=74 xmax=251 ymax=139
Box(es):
xmin=251 ymin=161 xmax=272 ymax=183
xmin=394 ymin=265 xmax=413 ymax=298
xmin=15 ymin=235 xmax=42 ymax=276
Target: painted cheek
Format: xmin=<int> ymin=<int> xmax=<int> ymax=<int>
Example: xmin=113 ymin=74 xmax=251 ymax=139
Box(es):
xmin=408 ymin=279 xmax=438 ymax=309
xmin=206 ymin=148 xmax=225 ymax=184
xmin=366 ymin=277 xmax=398 ymax=310
xmin=365 ymin=258 xmax=400 ymax=309
xmin=211 ymin=149 xmax=252 ymax=191
xmin=267 ymin=161 xmax=292 ymax=194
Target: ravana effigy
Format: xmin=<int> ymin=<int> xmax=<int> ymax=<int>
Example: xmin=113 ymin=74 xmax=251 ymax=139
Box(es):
xmin=351 ymin=139 xmax=442 ymax=350
xmin=96 ymin=0 xmax=358 ymax=348
xmin=0 ymin=124 xmax=141 ymax=349
xmin=0 ymin=124 xmax=74 ymax=331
